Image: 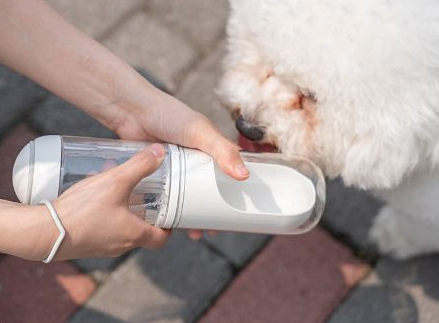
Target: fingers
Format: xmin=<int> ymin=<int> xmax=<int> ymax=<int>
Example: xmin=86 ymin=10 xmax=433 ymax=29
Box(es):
xmin=188 ymin=230 xmax=203 ymax=240
xmin=137 ymin=225 xmax=171 ymax=250
xmin=110 ymin=143 xmax=165 ymax=192
xmin=187 ymin=230 xmax=218 ymax=240
xmin=188 ymin=117 xmax=249 ymax=180
xmin=208 ymin=230 xmax=218 ymax=237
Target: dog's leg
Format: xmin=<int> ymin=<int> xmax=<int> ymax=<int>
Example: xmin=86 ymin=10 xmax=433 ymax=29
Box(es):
xmin=369 ymin=168 xmax=439 ymax=258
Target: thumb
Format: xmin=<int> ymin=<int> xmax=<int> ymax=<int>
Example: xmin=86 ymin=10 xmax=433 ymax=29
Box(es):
xmin=110 ymin=143 xmax=165 ymax=192
xmin=137 ymin=225 xmax=171 ymax=250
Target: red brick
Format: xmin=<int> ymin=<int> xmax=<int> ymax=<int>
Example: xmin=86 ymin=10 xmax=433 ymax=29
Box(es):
xmin=0 ymin=125 xmax=37 ymax=201
xmin=0 ymin=256 xmax=95 ymax=323
xmin=198 ymin=228 xmax=369 ymax=323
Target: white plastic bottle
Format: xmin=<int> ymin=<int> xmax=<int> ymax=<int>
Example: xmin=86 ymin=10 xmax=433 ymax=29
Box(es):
xmin=12 ymin=136 xmax=325 ymax=235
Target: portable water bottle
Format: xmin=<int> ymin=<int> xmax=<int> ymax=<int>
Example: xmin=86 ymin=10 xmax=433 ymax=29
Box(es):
xmin=12 ymin=136 xmax=325 ymax=234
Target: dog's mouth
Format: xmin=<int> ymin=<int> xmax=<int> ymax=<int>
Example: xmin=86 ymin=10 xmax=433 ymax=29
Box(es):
xmin=238 ymin=135 xmax=278 ymax=152
xmin=235 ymin=115 xmax=265 ymax=140
xmin=235 ymin=115 xmax=278 ymax=152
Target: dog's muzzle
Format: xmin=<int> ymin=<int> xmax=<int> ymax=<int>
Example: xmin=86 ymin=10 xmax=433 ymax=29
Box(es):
xmin=235 ymin=115 xmax=265 ymax=141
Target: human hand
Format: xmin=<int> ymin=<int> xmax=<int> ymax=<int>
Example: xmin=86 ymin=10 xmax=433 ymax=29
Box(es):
xmin=115 ymin=88 xmax=249 ymax=181
xmin=48 ymin=144 xmax=170 ymax=260
xmin=0 ymin=0 xmax=248 ymax=180
xmin=113 ymin=88 xmax=249 ymax=240
xmin=4 ymin=144 xmax=169 ymax=261
xmin=0 ymin=0 xmax=247 ymax=241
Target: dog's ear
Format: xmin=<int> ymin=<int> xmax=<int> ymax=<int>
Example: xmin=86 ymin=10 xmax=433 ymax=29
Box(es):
xmin=341 ymin=135 xmax=419 ymax=190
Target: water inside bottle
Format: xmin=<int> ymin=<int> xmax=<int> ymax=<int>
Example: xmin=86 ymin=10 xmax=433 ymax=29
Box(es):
xmin=59 ymin=137 xmax=171 ymax=225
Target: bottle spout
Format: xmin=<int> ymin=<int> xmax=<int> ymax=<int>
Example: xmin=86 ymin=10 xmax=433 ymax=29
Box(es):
xmin=176 ymin=149 xmax=325 ymax=234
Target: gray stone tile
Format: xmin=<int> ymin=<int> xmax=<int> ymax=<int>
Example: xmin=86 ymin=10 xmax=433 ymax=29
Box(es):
xmin=322 ymin=178 xmax=383 ymax=256
xmin=28 ymin=68 xmax=159 ymax=138
xmin=0 ymin=64 xmax=46 ymax=136
xmin=326 ymin=255 xmax=439 ymax=323
xmin=46 ymin=0 xmax=143 ymax=39
xmin=102 ymin=12 xmax=198 ymax=92
xmin=72 ymin=257 xmax=123 ymax=282
xmin=137 ymin=68 xmax=168 ymax=93
xmin=70 ymin=232 xmax=233 ymax=323
xmin=176 ymin=40 xmax=238 ymax=142
xmin=203 ymin=233 xmax=270 ymax=268
xmin=146 ymin=0 xmax=229 ymax=50
xmin=28 ymin=94 xmax=116 ymax=138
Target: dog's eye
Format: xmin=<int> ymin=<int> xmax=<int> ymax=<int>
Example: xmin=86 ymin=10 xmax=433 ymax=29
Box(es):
xmin=230 ymin=107 xmax=241 ymax=120
xmin=301 ymin=89 xmax=316 ymax=101
xmin=261 ymin=70 xmax=274 ymax=83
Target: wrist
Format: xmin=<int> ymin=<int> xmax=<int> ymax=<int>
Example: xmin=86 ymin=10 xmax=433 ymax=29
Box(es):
xmin=95 ymin=71 xmax=160 ymax=135
xmin=110 ymin=78 xmax=168 ymax=140
xmin=0 ymin=202 xmax=58 ymax=261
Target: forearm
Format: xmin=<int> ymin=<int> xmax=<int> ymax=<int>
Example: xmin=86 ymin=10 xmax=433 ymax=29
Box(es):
xmin=0 ymin=200 xmax=56 ymax=260
xmin=0 ymin=0 xmax=154 ymax=132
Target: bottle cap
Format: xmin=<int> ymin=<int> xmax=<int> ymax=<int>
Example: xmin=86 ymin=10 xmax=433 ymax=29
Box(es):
xmin=12 ymin=135 xmax=62 ymax=204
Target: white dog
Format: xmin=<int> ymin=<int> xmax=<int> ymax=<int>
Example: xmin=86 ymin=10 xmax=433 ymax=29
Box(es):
xmin=217 ymin=0 xmax=439 ymax=259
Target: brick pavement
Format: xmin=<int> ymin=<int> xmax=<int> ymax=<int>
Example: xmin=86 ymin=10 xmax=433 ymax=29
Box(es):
xmin=70 ymin=232 xmax=233 ymax=323
xmin=0 ymin=1 xmax=438 ymax=323
xmin=0 ymin=256 xmax=95 ymax=323
xmin=198 ymin=228 xmax=369 ymax=323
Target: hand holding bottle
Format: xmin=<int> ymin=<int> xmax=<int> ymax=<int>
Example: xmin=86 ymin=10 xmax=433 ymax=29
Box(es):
xmin=0 ymin=145 xmax=170 ymax=261
xmin=0 ymin=0 xmax=249 ymax=258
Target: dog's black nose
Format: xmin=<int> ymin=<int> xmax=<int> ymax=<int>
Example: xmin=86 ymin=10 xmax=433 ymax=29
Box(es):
xmin=235 ymin=115 xmax=265 ymax=141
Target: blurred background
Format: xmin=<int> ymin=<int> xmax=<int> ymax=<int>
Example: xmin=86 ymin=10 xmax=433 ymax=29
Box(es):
xmin=0 ymin=1 xmax=438 ymax=323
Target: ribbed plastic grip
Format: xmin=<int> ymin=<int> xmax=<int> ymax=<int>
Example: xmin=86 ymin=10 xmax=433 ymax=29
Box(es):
xmin=59 ymin=136 xmax=171 ymax=225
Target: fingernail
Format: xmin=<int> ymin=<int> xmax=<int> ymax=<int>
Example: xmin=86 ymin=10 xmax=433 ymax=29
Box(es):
xmin=235 ymin=163 xmax=249 ymax=177
xmin=148 ymin=144 xmax=165 ymax=157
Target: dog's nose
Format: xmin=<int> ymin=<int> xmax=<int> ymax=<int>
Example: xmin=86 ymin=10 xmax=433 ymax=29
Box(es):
xmin=235 ymin=115 xmax=265 ymax=141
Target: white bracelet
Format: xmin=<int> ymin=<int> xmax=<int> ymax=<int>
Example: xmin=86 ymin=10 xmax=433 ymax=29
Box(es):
xmin=40 ymin=200 xmax=66 ymax=263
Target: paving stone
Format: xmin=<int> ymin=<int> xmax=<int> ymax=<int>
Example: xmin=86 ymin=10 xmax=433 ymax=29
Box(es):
xmin=322 ymin=178 xmax=383 ymax=257
xmin=146 ymin=0 xmax=229 ymax=50
xmin=102 ymin=12 xmax=198 ymax=92
xmin=0 ymin=64 xmax=45 ymax=137
xmin=29 ymin=94 xmax=116 ymax=138
xmin=326 ymin=255 xmax=439 ymax=323
xmin=0 ymin=256 xmax=95 ymax=323
xmin=176 ymin=40 xmax=238 ymax=141
xmin=203 ymin=233 xmax=270 ymax=268
xmin=0 ymin=124 xmax=37 ymax=202
xmin=72 ymin=257 xmax=123 ymax=282
xmin=198 ymin=227 xmax=369 ymax=323
xmin=46 ymin=0 xmax=143 ymax=39
xmin=137 ymin=68 xmax=168 ymax=93
xmin=28 ymin=68 xmax=165 ymax=138
xmin=70 ymin=232 xmax=233 ymax=323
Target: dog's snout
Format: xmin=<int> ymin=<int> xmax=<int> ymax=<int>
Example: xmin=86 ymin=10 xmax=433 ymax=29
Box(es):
xmin=235 ymin=115 xmax=265 ymax=141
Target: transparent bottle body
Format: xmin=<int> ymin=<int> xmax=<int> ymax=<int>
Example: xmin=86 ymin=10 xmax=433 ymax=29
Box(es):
xmin=58 ymin=136 xmax=325 ymax=233
xmin=59 ymin=136 xmax=170 ymax=225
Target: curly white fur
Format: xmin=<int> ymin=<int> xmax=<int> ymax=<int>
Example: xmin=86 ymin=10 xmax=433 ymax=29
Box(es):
xmin=218 ymin=0 xmax=439 ymax=258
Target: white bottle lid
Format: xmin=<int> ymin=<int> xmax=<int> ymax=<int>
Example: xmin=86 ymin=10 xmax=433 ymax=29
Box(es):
xmin=12 ymin=135 xmax=62 ymax=204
